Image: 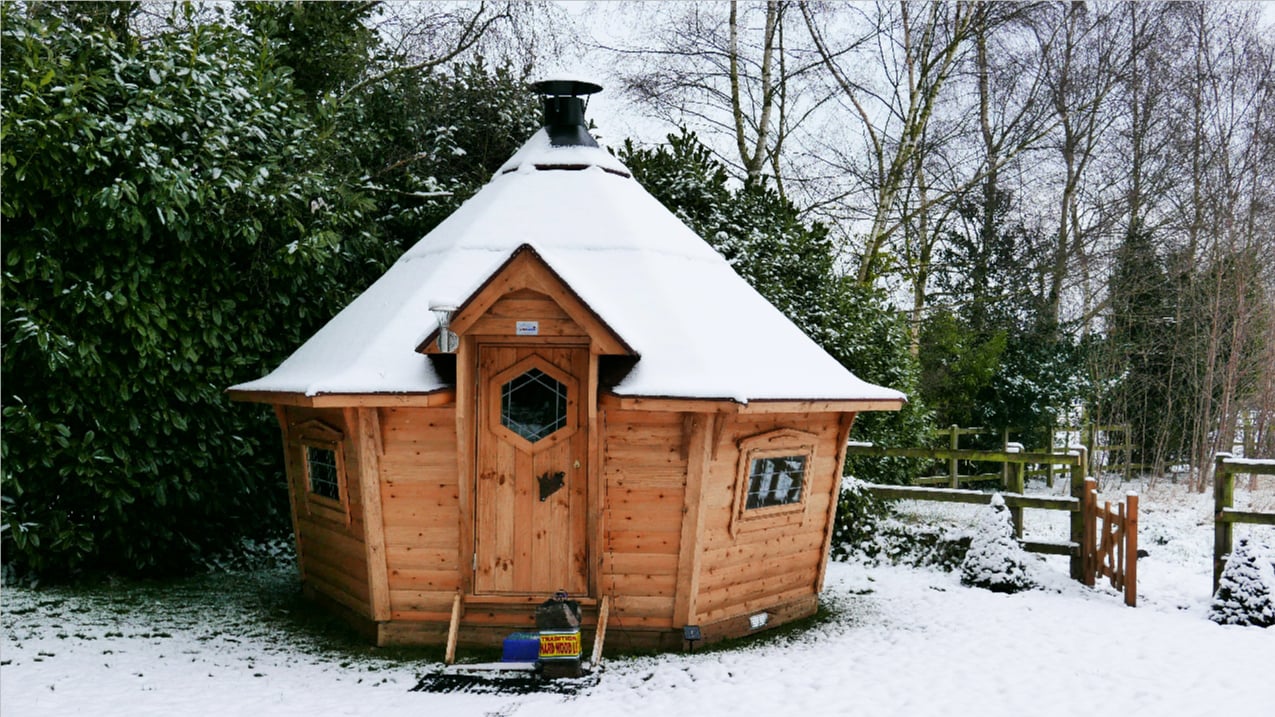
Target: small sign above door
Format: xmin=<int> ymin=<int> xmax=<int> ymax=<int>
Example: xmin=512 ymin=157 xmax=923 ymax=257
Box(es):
xmin=516 ymin=321 xmax=540 ymax=336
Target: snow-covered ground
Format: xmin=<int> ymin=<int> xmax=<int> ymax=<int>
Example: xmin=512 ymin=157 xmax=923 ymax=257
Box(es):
xmin=3 ymin=480 xmax=1272 ymax=717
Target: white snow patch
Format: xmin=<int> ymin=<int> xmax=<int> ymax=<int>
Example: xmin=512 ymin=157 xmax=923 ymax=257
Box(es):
xmin=4 ymin=480 xmax=1273 ymax=717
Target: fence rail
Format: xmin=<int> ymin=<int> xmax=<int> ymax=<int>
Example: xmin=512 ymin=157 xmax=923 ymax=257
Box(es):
xmin=1212 ymin=454 xmax=1275 ymax=592
xmin=857 ymin=444 xmax=1138 ymax=606
xmin=911 ymin=425 xmax=1083 ymax=487
xmin=860 ymin=484 xmax=1080 ymax=558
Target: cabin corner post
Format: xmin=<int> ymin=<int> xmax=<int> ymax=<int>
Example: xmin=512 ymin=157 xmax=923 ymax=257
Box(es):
xmin=353 ymin=407 xmax=391 ymax=623
xmin=815 ymin=412 xmax=857 ymax=592
xmin=455 ymin=334 xmax=478 ymax=597
xmin=673 ymin=412 xmax=716 ymax=630
xmin=587 ymin=351 xmax=604 ymax=599
xmin=274 ymin=404 xmax=306 ymax=580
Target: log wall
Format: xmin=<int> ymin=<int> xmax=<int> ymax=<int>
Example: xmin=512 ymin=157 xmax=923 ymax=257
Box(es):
xmin=281 ymin=406 xmax=371 ymax=617
xmin=600 ymin=409 xmax=688 ymax=631
xmin=280 ymin=400 xmax=847 ymax=649
xmin=378 ymin=406 xmax=462 ymax=623
xmin=693 ymin=413 xmax=843 ymax=629
xmin=597 ymin=409 xmax=843 ymax=643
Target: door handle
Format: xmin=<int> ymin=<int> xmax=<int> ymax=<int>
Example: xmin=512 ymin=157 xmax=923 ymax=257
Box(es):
xmin=538 ymin=471 xmax=566 ymax=501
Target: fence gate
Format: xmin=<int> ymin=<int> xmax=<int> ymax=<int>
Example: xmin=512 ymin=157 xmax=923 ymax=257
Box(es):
xmin=1080 ymin=477 xmax=1138 ymax=607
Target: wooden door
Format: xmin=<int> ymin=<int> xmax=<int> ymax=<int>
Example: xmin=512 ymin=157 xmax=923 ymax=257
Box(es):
xmin=474 ymin=344 xmax=589 ymax=596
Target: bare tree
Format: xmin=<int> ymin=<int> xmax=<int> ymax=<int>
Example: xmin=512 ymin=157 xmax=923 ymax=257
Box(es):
xmin=800 ymin=0 xmax=984 ymax=285
xmin=915 ymin=1 xmax=1057 ymax=337
xmin=342 ymin=1 xmax=567 ymax=101
xmin=599 ymin=1 xmax=832 ymax=195
xmin=1175 ymin=3 xmax=1275 ymax=489
xmin=1033 ymin=2 xmax=1129 ymax=332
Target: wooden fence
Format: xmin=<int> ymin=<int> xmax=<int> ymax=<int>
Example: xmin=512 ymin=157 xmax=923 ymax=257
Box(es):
xmin=846 ymin=442 xmax=1088 ymax=542
xmin=911 ymin=424 xmax=1116 ymax=488
xmin=853 ymin=443 xmax=1139 ymax=606
xmin=914 ymin=425 xmax=1072 ymax=487
xmin=1050 ymin=423 xmax=1133 ymax=481
xmin=1212 ymin=453 xmax=1275 ymax=592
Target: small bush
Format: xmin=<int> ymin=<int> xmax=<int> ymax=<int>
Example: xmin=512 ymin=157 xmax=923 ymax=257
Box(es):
xmin=200 ymin=536 xmax=297 ymax=574
xmin=830 ymin=476 xmax=889 ymax=561
xmin=832 ymin=477 xmax=970 ymax=569
xmin=1209 ymin=538 xmax=1274 ymax=628
xmin=960 ymin=494 xmax=1035 ymax=594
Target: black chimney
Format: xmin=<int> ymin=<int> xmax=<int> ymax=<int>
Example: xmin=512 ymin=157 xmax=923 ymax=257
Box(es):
xmin=532 ymin=79 xmax=602 ymax=148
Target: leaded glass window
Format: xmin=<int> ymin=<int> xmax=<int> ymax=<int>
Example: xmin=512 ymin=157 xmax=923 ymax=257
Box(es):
xmin=306 ymin=446 xmax=340 ymax=501
xmin=745 ymin=455 xmax=807 ymax=509
xmin=501 ymin=368 xmax=567 ymax=442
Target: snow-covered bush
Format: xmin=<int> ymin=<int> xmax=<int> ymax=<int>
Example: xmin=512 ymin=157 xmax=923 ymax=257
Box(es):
xmin=830 ymin=477 xmax=889 ymax=562
xmin=200 ymin=536 xmax=298 ymax=575
xmin=1209 ymin=538 xmax=1274 ymax=628
xmin=832 ymin=477 xmax=971 ymax=569
xmin=960 ymin=494 xmax=1035 ymax=594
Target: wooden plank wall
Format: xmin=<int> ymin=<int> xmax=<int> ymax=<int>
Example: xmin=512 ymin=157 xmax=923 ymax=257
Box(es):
xmin=601 ymin=409 xmax=688 ymax=630
xmin=694 ymin=413 xmax=843 ymax=626
xmin=378 ymin=406 xmax=462 ymax=623
xmin=282 ymin=406 xmax=371 ymax=616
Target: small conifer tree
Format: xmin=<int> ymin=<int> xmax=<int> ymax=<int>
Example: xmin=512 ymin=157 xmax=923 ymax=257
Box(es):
xmin=960 ymin=494 xmax=1035 ymax=594
xmin=1209 ymin=538 xmax=1274 ymax=628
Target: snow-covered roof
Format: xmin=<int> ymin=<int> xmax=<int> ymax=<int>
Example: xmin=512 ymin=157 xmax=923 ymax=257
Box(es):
xmin=230 ymin=128 xmax=905 ymax=405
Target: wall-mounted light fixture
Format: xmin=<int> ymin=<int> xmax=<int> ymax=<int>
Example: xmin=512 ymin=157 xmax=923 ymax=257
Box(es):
xmin=429 ymin=302 xmax=458 ymax=353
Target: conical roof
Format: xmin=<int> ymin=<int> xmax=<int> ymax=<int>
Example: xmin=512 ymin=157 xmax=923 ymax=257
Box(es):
xmin=230 ymin=128 xmax=904 ymax=405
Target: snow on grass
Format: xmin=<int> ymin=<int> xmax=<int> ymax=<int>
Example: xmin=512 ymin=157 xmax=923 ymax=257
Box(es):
xmin=4 ymin=480 xmax=1273 ymax=717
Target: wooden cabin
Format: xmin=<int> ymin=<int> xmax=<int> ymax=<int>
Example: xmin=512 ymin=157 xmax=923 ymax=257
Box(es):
xmin=228 ymin=80 xmax=905 ymax=652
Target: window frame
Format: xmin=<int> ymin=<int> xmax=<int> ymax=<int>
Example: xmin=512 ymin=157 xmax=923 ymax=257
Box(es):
xmin=294 ymin=420 xmax=350 ymax=526
xmin=486 ymin=353 xmax=578 ymax=454
xmin=730 ymin=428 xmax=818 ymax=537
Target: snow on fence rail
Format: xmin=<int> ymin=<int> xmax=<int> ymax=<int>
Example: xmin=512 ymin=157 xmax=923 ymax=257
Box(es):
xmin=1212 ymin=453 xmax=1275 ymax=593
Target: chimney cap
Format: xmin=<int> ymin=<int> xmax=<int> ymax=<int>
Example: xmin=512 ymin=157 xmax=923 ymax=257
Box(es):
xmin=532 ymin=78 xmax=603 ymax=97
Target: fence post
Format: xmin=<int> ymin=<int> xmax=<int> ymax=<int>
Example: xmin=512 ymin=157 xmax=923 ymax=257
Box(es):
xmin=1244 ymin=414 xmax=1256 ymax=490
xmin=949 ymin=424 xmax=959 ymax=488
xmin=1125 ymin=492 xmax=1138 ymax=607
xmin=1046 ymin=422 xmax=1056 ymax=488
xmin=1213 ymin=453 xmax=1234 ymax=594
xmin=1084 ymin=422 xmax=1095 ymax=477
xmin=1069 ymin=446 xmax=1089 ymax=581
xmin=1002 ymin=427 xmax=1010 ymax=489
xmin=1006 ymin=441 xmax=1025 ymax=539
xmin=1083 ymin=477 xmax=1098 ymax=587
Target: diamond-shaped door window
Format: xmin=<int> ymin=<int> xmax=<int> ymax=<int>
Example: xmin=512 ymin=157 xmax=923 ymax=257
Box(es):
xmin=501 ymin=368 xmax=568 ymax=442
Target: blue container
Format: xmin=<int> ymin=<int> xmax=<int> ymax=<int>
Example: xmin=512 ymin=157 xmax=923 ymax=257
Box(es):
xmin=501 ymin=632 xmax=540 ymax=663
